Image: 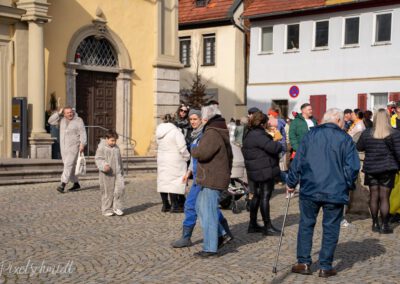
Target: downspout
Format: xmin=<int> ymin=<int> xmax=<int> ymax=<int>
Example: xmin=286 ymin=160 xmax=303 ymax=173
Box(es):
xmin=231 ymin=15 xmax=248 ymax=106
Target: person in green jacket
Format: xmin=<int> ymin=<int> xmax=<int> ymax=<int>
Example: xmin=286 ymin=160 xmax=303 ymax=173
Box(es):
xmin=289 ymin=103 xmax=318 ymax=153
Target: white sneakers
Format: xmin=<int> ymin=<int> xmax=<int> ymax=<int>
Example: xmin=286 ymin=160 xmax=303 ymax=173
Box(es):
xmin=113 ymin=209 xmax=124 ymax=216
xmin=340 ymin=219 xmax=354 ymax=228
xmin=103 ymin=209 xmax=124 ymax=217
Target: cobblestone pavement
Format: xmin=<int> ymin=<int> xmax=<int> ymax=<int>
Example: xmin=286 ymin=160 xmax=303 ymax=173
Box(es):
xmin=0 ymin=174 xmax=399 ymax=284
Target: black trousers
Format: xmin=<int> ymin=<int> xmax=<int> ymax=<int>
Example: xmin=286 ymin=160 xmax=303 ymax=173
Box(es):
xmin=248 ymin=179 xmax=274 ymax=223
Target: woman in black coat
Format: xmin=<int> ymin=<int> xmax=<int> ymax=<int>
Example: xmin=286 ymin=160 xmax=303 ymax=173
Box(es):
xmin=357 ymin=108 xmax=400 ymax=234
xmin=242 ymin=111 xmax=282 ymax=235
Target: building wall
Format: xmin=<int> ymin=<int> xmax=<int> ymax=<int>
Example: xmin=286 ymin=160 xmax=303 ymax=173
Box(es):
xmin=179 ymin=24 xmax=246 ymax=120
xmin=247 ymin=4 xmax=400 ymax=114
xmin=0 ymin=4 xmax=26 ymax=158
xmin=44 ymin=0 xmax=157 ymax=155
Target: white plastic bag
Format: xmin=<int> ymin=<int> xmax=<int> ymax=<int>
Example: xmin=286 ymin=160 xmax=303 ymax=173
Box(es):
xmin=75 ymin=152 xmax=86 ymax=176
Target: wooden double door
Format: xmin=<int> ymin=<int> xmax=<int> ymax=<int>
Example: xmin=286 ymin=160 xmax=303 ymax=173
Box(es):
xmin=76 ymin=70 xmax=117 ymax=155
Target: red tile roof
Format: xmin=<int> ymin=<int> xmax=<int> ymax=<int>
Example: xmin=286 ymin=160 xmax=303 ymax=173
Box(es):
xmin=179 ymin=0 xmax=236 ymax=25
xmin=243 ymin=0 xmax=326 ymax=18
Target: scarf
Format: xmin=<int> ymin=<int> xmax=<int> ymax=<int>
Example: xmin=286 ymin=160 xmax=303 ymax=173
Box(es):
xmin=191 ymin=124 xmax=204 ymax=141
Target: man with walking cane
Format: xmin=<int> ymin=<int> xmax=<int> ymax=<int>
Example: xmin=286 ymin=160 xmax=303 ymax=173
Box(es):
xmin=285 ymin=108 xmax=360 ymax=278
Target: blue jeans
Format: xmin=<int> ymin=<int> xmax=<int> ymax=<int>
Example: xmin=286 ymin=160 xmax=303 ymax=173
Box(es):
xmin=195 ymin=187 xmax=221 ymax=253
xmin=297 ymin=199 xmax=344 ymax=270
xmin=183 ymin=183 xmax=225 ymax=229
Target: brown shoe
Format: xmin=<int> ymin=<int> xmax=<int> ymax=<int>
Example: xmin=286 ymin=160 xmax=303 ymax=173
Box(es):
xmin=319 ymin=269 xmax=337 ymax=278
xmin=291 ymin=263 xmax=312 ymax=275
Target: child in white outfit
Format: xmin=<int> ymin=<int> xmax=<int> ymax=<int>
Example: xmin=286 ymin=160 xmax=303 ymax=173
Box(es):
xmin=95 ymin=130 xmax=125 ymax=217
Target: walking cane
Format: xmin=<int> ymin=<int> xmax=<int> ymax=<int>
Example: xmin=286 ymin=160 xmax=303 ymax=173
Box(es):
xmin=272 ymin=193 xmax=292 ymax=274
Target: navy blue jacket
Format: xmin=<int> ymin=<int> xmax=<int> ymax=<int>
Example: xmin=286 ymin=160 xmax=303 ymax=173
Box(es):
xmin=287 ymin=123 xmax=360 ymax=205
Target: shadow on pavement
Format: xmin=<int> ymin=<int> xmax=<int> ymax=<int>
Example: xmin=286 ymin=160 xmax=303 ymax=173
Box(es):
xmin=124 ymin=202 xmax=160 ymax=215
xmin=334 ymin=238 xmax=385 ymax=272
xmin=218 ymin=213 xmax=299 ymax=256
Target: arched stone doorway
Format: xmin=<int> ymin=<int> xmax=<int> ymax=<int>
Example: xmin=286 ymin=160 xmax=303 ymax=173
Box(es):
xmin=65 ymin=19 xmax=134 ymax=155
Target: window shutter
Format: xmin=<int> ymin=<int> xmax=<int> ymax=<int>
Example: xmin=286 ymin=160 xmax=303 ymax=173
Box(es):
xmin=309 ymin=95 xmax=327 ymax=123
xmin=357 ymin=93 xmax=367 ymax=111
xmin=389 ymin=92 xmax=400 ymax=103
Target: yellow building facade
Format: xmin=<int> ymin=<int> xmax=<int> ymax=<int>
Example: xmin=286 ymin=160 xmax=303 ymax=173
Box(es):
xmin=0 ymin=0 xmax=181 ymax=158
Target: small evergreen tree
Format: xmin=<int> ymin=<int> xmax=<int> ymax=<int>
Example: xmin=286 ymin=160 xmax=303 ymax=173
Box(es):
xmin=180 ymin=48 xmax=208 ymax=108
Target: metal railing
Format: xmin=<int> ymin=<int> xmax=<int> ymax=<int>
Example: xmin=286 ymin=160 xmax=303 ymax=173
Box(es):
xmin=85 ymin=125 xmax=137 ymax=176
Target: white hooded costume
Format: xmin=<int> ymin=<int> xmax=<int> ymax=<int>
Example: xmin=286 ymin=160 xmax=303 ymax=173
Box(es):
xmin=95 ymin=139 xmax=125 ymax=214
xmin=48 ymin=112 xmax=87 ymax=184
xmin=156 ymin=122 xmax=190 ymax=194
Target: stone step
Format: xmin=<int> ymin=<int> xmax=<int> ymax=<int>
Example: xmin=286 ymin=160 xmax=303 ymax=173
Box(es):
xmin=0 ymin=157 xmax=157 ymax=185
xmin=0 ymin=157 xmax=156 ymax=171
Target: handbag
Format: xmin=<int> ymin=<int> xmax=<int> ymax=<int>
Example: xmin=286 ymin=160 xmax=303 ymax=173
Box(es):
xmin=75 ymin=152 xmax=86 ymax=176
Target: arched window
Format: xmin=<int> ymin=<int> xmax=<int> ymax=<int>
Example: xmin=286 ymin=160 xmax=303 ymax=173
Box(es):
xmin=75 ymin=36 xmax=118 ymax=67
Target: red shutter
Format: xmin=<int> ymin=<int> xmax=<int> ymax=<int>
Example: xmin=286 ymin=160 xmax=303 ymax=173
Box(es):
xmin=389 ymin=92 xmax=400 ymax=103
xmin=357 ymin=93 xmax=367 ymax=111
xmin=309 ymin=95 xmax=327 ymax=123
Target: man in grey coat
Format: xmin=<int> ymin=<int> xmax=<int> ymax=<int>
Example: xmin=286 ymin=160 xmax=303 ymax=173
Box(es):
xmin=48 ymin=106 xmax=87 ymax=193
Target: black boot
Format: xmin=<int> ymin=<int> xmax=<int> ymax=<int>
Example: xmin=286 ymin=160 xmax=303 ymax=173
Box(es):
xmin=160 ymin=193 xmax=171 ymax=212
xmin=177 ymin=194 xmax=186 ymax=212
xmin=248 ymin=219 xmax=263 ymax=233
xmin=262 ymin=221 xmax=280 ymax=236
xmin=56 ymin=182 xmax=66 ymax=193
xmin=170 ymin=194 xmax=183 ymax=213
xmin=68 ymin=182 xmax=80 ymax=191
xmin=381 ymin=217 xmax=393 ymax=234
xmin=171 ymin=226 xmax=194 ymax=248
xmin=371 ymin=215 xmax=381 ymax=233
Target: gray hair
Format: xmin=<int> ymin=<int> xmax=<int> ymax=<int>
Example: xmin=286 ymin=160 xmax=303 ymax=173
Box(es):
xmin=322 ymin=108 xmax=344 ymax=124
xmin=201 ymin=105 xmax=222 ymax=120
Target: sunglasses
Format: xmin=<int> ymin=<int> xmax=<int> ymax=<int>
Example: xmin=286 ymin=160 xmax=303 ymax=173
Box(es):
xmin=180 ymin=109 xmax=188 ymax=113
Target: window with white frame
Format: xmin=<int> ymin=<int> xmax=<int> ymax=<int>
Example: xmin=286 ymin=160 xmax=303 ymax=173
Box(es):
xmin=315 ymin=20 xmax=329 ymax=48
xmin=371 ymin=93 xmax=388 ymax=109
xmin=375 ymin=13 xmax=392 ymax=43
xmin=287 ymin=24 xmax=300 ymax=50
xmin=261 ymin=26 xmax=273 ymax=52
xmin=203 ymin=34 xmax=215 ymax=66
xmin=179 ymin=37 xmax=191 ymax=67
xmin=344 ymin=17 xmax=359 ymax=45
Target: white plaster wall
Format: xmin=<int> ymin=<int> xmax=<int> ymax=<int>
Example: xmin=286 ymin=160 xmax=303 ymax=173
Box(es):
xmin=249 ymin=4 xmax=400 ymax=83
xmin=247 ymin=4 xmax=400 ymax=114
xmin=248 ymin=79 xmax=400 ymax=114
xmin=179 ymin=24 xmax=245 ymax=119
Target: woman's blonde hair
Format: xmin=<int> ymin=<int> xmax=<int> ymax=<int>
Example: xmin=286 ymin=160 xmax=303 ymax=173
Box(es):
xmin=373 ymin=108 xmax=392 ymax=139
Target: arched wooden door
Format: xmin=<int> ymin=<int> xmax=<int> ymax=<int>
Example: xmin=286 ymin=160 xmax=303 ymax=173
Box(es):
xmin=76 ymin=70 xmax=117 ymax=155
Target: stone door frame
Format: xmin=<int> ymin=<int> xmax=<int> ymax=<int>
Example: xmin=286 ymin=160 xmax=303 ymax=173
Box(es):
xmin=65 ymin=21 xmax=134 ymax=149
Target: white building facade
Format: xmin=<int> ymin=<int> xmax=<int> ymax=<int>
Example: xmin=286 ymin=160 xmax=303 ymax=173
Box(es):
xmin=178 ymin=0 xmax=247 ymax=120
xmin=246 ymin=2 xmax=400 ymax=120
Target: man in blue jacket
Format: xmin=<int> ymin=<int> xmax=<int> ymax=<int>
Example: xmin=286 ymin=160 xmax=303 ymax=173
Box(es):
xmin=286 ymin=108 xmax=360 ymax=278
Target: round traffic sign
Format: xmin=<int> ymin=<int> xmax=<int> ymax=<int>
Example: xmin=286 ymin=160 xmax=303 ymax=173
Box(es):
xmin=289 ymin=86 xmax=300 ymax=98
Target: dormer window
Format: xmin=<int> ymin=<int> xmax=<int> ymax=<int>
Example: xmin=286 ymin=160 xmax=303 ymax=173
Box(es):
xmin=196 ymin=0 xmax=207 ymax=7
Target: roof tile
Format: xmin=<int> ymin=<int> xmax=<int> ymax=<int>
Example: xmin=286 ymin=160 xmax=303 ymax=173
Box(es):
xmin=179 ymin=0 xmax=235 ymax=24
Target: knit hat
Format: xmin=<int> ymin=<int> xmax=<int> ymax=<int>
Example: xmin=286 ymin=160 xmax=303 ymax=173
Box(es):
xmin=188 ymin=108 xmax=202 ymax=118
xmin=248 ymin=107 xmax=260 ymax=114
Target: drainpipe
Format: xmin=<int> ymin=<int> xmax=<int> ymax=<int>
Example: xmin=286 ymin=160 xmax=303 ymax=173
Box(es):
xmin=231 ymin=13 xmax=248 ymax=107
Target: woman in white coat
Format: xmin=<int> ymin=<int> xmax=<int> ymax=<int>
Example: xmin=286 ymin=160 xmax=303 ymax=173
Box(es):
xmin=156 ymin=114 xmax=190 ymax=213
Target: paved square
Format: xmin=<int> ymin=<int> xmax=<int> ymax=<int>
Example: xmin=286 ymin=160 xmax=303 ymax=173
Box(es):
xmin=0 ymin=174 xmax=399 ymax=283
